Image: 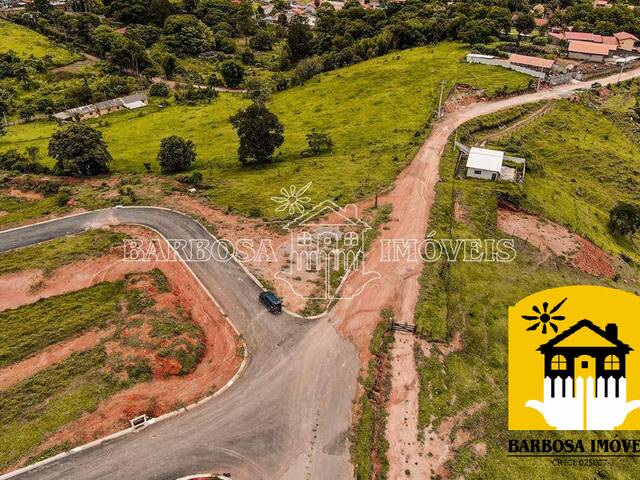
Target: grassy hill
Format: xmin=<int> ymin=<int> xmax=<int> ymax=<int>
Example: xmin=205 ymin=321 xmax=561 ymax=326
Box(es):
xmin=0 ymin=43 xmax=529 ymax=217
xmin=0 ymin=20 xmax=80 ymax=66
xmin=493 ymin=98 xmax=640 ymax=261
xmin=413 ymin=86 xmax=640 ymax=479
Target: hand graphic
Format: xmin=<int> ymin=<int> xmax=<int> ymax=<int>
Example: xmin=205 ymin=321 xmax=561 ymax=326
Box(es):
xmin=526 ymin=376 xmax=584 ymax=430
xmin=526 ymin=376 xmax=640 ymax=430
xmin=586 ymin=377 xmax=640 ymax=430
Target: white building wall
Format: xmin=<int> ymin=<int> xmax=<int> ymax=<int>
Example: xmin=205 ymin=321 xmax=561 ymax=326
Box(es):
xmin=466 ymin=168 xmax=499 ymax=180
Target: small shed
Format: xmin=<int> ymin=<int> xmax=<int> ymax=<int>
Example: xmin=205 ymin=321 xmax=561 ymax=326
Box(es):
xmin=465 ymin=147 xmax=504 ymax=180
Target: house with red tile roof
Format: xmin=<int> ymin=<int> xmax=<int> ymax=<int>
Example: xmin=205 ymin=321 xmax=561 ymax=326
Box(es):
xmin=593 ymin=0 xmax=613 ymax=8
xmin=568 ymin=40 xmax=616 ymax=62
xmin=614 ymin=32 xmax=640 ymax=51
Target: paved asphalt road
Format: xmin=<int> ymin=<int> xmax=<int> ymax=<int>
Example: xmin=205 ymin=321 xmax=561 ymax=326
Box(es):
xmin=2 ymin=66 xmax=640 ymax=480
xmin=0 ymin=207 xmax=359 ymax=480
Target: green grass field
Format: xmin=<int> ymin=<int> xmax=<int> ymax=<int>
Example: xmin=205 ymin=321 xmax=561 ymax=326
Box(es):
xmin=0 ymin=229 xmax=126 ymax=275
xmin=0 ymin=43 xmax=529 ymax=217
xmin=490 ymin=99 xmax=640 ymax=262
xmin=0 ymin=20 xmax=80 ymax=66
xmin=413 ymin=92 xmax=640 ymax=478
xmin=0 ymin=281 xmax=124 ymax=367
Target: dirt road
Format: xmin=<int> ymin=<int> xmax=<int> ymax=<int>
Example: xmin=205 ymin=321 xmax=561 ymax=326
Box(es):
xmin=333 ymin=67 xmax=640 ymax=478
xmin=1 ymin=64 xmax=639 ymax=480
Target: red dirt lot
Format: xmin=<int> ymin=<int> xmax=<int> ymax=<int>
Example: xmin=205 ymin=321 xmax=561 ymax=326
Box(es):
xmin=0 ymin=226 xmax=242 ymax=468
xmin=496 ymin=205 xmax=615 ymax=278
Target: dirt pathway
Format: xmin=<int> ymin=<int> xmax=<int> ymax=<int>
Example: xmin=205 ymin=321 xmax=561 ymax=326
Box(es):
xmin=333 ymin=66 xmax=640 ymax=478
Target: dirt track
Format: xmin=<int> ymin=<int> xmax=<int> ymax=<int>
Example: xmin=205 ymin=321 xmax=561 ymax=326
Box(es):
xmin=1 ymin=64 xmax=639 ymax=479
xmin=334 ymin=68 xmax=640 ymax=478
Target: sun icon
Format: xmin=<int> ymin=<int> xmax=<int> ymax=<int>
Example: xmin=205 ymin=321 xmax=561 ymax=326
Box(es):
xmin=522 ymin=297 xmax=567 ymax=334
xmin=271 ymin=182 xmax=312 ymax=215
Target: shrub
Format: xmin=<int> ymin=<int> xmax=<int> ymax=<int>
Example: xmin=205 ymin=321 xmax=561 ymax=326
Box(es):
xmin=149 ymin=82 xmax=170 ymax=97
xmin=157 ymin=135 xmax=197 ymax=173
xmin=608 ymin=202 xmax=640 ymax=236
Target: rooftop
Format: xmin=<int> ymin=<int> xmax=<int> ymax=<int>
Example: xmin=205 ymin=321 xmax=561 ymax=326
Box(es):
xmin=466 ymin=147 xmax=504 ymax=173
xmin=568 ymin=40 xmax=614 ymax=56
xmin=508 ymin=53 xmax=555 ymax=70
xmin=614 ymin=31 xmax=639 ymax=41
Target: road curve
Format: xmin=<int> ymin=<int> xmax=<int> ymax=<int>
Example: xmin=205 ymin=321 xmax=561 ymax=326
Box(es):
xmin=2 ymin=65 xmax=640 ymax=480
xmin=0 ymin=207 xmax=359 ymax=480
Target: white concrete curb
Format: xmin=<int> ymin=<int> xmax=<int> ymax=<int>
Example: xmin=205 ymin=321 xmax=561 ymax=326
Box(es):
xmin=0 ymin=207 xmax=251 ymax=480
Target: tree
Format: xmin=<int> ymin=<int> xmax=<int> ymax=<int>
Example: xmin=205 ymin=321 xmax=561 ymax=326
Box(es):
xmin=49 ymin=124 xmax=112 ymax=176
xmin=514 ymin=13 xmax=535 ymax=44
xmin=305 ymin=130 xmax=333 ymax=155
xmin=18 ymin=104 xmax=36 ymax=123
xmin=229 ymin=103 xmax=284 ymax=164
xmin=28 ymin=0 xmax=51 ymax=17
xmin=149 ymin=82 xmax=170 ymax=97
xmin=157 ymin=135 xmax=197 ymax=172
xmin=163 ymin=15 xmax=213 ymax=56
xmin=250 ymin=28 xmax=275 ymax=51
xmin=235 ymin=0 xmax=257 ymax=44
xmin=608 ymin=203 xmax=640 ymax=236
xmin=109 ymin=0 xmax=147 ymax=24
xmin=162 ymin=54 xmax=178 ymax=80
xmin=220 ymin=60 xmax=245 ymax=88
xmin=286 ymin=17 xmax=314 ymax=63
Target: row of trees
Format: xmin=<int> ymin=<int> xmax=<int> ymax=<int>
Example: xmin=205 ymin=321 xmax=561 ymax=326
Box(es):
xmin=2 ymin=94 xmax=334 ymax=176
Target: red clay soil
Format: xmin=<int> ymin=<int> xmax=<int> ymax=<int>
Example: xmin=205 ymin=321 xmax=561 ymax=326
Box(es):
xmin=165 ymin=194 xmax=322 ymax=312
xmin=0 ymin=328 xmax=114 ymax=390
xmin=3 ymin=188 xmax=44 ymax=200
xmin=0 ymin=226 xmax=242 ymax=468
xmin=496 ymin=205 xmax=615 ymax=278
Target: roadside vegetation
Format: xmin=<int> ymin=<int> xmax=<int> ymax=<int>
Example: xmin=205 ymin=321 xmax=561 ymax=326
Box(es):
xmin=350 ymin=310 xmax=394 ymax=480
xmin=0 ymin=229 xmax=125 ymax=276
xmin=0 ymin=269 xmax=205 ymax=469
xmin=413 ymin=83 xmax=640 ymax=478
xmin=1 ymin=43 xmax=529 ymax=218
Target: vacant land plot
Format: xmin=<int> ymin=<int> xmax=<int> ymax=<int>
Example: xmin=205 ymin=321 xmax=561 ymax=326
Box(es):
xmin=0 ymin=281 xmax=123 ymax=368
xmin=0 ymin=20 xmax=80 ymax=66
xmin=491 ymin=99 xmax=640 ymax=262
xmin=413 ymin=97 xmax=639 ymax=478
xmin=0 ymin=229 xmax=125 ymax=275
xmin=0 ymin=269 xmax=206 ymax=469
xmin=0 ymin=43 xmax=529 ymax=217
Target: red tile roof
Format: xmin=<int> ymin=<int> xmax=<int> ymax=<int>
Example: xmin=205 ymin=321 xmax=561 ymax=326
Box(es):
xmin=602 ymin=36 xmax=618 ymax=45
xmin=614 ymin=32 xmax=639 ymax=41
xmin=568 ymin=40 xmax=614 ymax=56
xmin=508 ymin=53 xmax=555 ymax=70
xmin=565 ymin=31 xmax=603 ymax=43
xmin=534 ymin=18 xmax=548 ymax=27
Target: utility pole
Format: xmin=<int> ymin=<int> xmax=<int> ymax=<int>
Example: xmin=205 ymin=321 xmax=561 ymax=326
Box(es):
xmin=617 ymin=61 xmax=625 ymax=84
xmin=437 ymin=80 xmax=446 ymax=119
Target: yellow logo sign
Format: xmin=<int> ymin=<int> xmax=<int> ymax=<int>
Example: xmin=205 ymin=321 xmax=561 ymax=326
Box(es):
xmin=509 ymin=286 xmax=640 ymax=430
